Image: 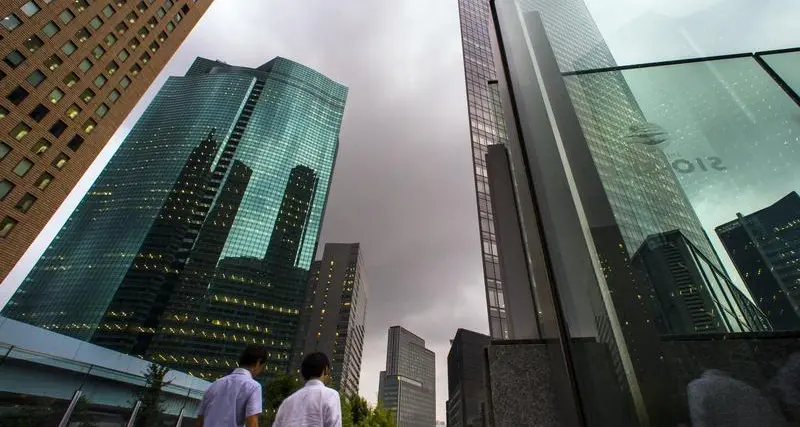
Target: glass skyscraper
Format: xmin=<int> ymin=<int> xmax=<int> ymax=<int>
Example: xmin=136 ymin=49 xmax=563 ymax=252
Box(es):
xmin=378 ymin=326 xmax=436 ymax=427
xmin=3 ymin=57 xmax=347 ymax=380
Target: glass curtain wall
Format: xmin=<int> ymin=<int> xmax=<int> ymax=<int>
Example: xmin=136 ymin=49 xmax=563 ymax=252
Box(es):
xmin=492 ymin=0 xmax=800 ymax=425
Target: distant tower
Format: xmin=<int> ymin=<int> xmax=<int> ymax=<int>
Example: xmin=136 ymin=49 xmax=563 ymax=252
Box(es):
xmin=378 ymin=326 xmax=436 ymax=427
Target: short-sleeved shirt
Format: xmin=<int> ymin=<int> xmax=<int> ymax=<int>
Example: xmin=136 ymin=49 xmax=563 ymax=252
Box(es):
xmin=198 ymin=368 xmax=262 ymax=427
xmin=272 ymin=379 xmax=342 ymax=427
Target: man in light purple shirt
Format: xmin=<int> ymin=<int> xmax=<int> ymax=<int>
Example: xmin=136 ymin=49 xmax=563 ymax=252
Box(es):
xmin=196 ymin=345 xmax=266 ymax=427
xmin=273 ymin=352 xmax=342 ymax=427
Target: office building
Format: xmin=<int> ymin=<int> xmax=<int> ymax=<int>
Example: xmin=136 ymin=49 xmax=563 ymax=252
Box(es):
xmin=716 ymin=192 xmax=800 ymax=330
xmin=294 ymin=243 xmax=368 ymax=396
xmin=378 ymin=326 xmax=435 ymax=427
xmin=3 ymin=56 xmax=348 ymax=380
xmin=446 ymin=328 xmax=490 ymax=427
xmin=0 ymin=0 xmax=211 ymax=281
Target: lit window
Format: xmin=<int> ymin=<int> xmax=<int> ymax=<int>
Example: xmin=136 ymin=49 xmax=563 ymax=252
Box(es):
xmin=75 ymin=27 xmax=90 ymax=43
xmin=0 ymin=180 xmax=14 ymax=200
xmin=1 ymin=14 xmax=22 ymax=31
xmin=117 ymin=48 xmax=130 ymax=62
xmin=102 ymin=5 xmax=115 ymax=18
xmin=106 ymin=60 xmax=119 ymax=75
xmin=13 ymin=158 xmax=34 ymax=176
xmin=24 ymin=35 xmax=44 ymax=53
xmin=28 ymin=104 xmax=49 ymax=122
xmin=0 ymin=106 xmax=7 ymax=119
xmin=63 ymin=72 xmax=79 ymax=87
xmin=45 ymin=54 xmax=63 ymax=70
xmin=52 ymin=153 xmax=69 ymax=169
xmin=67 ymin=134 xmax=84 ymax=150
xmin=80 ymin=88 xmax=95 ymax=103
xmin=129 ymin=37 xmax=140 ymax=50
xmin=0 ymin=217 xmax=18 ymax=238
xmin=107 ymin=89 xmax=120 ymax=103
xmin=0 ymin=142 xmax=10 ymax=160
xmin=42 ymin=21 xmax=60 ymax=37
xmin=21 ymin=1 xmax=41 ymax=17
xmin=140 ymin=52 xmax=150 ymax=64
xmin=119 ymin=75 xmax=131 ymax=89
xmin=125 ymin=11 xmax=137 ymax=23
xmin=94 ymin=74 xmax=107 ymax=88
xmin=74 ymin=0 xmax=90 ymax=13
xmin=95 ymin=103 xmax=109 ymax=118
xmin=79 ymin=58 xmax=93 ymax=72
xmin=59 ymin=9 xmax=75 ymax=24
xmin=10 ymin=122 xmax=32 ymax=141
xmin=147 ymin=17 xmax=157 ymax=28
xmin=115 ymin=21 xmax=128 ymax=34
xmin=48 ymin=88 xmax=64 ymax=104
xmin=35 ymin=172 xmax=53 ymax=190
xmin=158 ymin=31 xmax=167 ymax=42
xmin=136 ymin=1 xmax=147 ymax=12
xmin=15 ymin=193 xmax=37 ymax=213
xmin=61 ymin=41 xmax=78 ymax=56
xmin=105 ymin=33 xmax=117 ymax=47
xmin=25 ymin=70 xmax=46 ymax=87
xmin=130 ymin=63 xmax=141 ymax=76
xmin=30 ymin=138 xmax=51 ymax=155
xmin=82 ymin=119 xmax=96 ymax=134
xmin=149 ymin=41 xmax=159 ymax=53
xmin=4 ymin=50 xmax=26 ymax=68
xmin=137 ymin=26 xmax=149 ymax=39
xmin=49 ymin=119 xmax=67 ymax=137
xmin=89 ymin=15 xmax=103 ymax=29
xmin=92 ymin=45 xmax=106 ymax=59
xmin=7 ymin=86 xmax=29 ymax=105
xmin=65 ymin=103 xmax=81 ymax=119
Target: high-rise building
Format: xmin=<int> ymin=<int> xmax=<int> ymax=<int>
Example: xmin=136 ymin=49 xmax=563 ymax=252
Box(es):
xmin=716 ymin=192 xmax=800 ymax=330
xmin=446 ymin=328 xmax=490 ymax=427
xmin=378 ymin=326 xmax=436 ymax=427
xmin=0 ymin=0 xmax=211 ymax=281
xmin=293 ymin=242 xmax=368 ymax=397
xmin=2 ymin=56 xmax=348 ymax=380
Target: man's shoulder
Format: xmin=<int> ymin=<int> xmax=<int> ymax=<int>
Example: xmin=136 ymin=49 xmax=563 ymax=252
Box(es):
xmin=322 ymin=386 xmax=341 ymax=401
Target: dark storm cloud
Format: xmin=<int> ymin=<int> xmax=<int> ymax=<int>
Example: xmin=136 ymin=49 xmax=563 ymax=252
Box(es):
xmin=1 ymin=0 xmax=489 ymax=420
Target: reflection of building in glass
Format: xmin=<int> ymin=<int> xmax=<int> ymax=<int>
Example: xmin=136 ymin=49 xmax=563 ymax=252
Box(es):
xmin=446 ymin=328 xmax=490 ymax=427
xmin=3 ymin=57 xmax=347 ymax=381
xmin=293 ymin=243 xmax=368 ymax=397
xmin=632 ymin=230 xmax=770 ymax=335
xmin=379 ymin=326 xmax=436 ymax=427
xmin=716 ymin=192 xmax=800 ymax=330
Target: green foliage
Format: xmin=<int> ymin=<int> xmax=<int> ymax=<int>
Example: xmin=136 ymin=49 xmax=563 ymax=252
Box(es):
xmin=0 ymin=398 xmax=57 ymax=427
xmin=134 ymin=363 xmax=171 ymax=427
xmin=259 ymin=374 xmax=302 ymax=426
xmin=341 ymin=394 xmax=396 ymax=427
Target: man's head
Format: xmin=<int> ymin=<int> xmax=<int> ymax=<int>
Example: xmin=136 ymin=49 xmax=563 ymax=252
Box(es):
xmin=301 ymin=352 xmax=331 ymax=382
xmin=238 ymin=345 xmax=267 ymax=376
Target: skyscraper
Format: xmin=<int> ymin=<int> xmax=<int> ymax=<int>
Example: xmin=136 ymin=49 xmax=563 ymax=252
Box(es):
xmin=3 ymin=56 xmax=348 ymax=380
xmin=378 ymin=326 xmax=436 ymax=427
xmin=716 ymin=192 xmax=800 ymax=330
xmin=446 ymin=328 xmax=490 ymax=427
xmin=0 ymin=0 xmax=211 ymax=281
xmin=293 ymin=242 xmax=368 ymax=397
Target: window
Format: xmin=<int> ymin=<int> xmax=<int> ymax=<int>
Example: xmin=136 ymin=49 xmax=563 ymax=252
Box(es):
xmin=139 ymin=52 xmax=150 ymax=64
xmin=25 ymin=70 xmax=46 ymax=87
xmin=67 ymin=134 xmax=84 ymax=150
xmin=0 ymin=105 xmax=7 ymax=119
xmin=129 ymin=63 xmax=141 ymax=76
xmin=119 ymin=75 xmax=131 ymax=89
xmin=164 ymin=0 xmax=174 ymax=9
xmin=137 ymin=1 xmax=147 ymax=12
xmin=48 ymin=88 xmax=64 ymax=104
xmin=75 ymin=27 xmax=90 ymax=43
xmin=149 ymin=41 xmax=159 ymax=53
xmin=116 ymin=0 xmax=127 ymax=5
xmin=125 ymin=11 xmax=137 ymax=23
xmin=92 ymin=45 xmax=106 ymax=59
xmin=44 ymin=54 xmax=63 ymax=70
xmin=1 ymin=14 xmax=22 ymax=31
xmin=117 ymin=48 xmax=129 ymax=62
xmin=94 ymin=74 xmax=107 ymax=88
xmin=10 ymin=122 xmax=31 ymax=141
xmin=174 ymin=12 xmax=182 ymax=23
xmin=7 ymin=86 xmax=29 ymax=105
xmin=0 ymin=181 xmax=13 ymax=201
xmin=0 ymin=217 xmax=18 ymax=238
xmin=49 ymin=120 xmax=68 ymax=138
xmin=65 ymin=103 xmax=81 ymax=119
xmin=0 ymin=141 xmax=10 ymax=160
xmin=59 ymin=9 xmax=75 ymax=24
xmin=80 ymin=88 xmax=95 ymax=103
xmin=13 ymin=158 xmax=33 ymax=176
xmin=52 ymin=152 xmax=69 ymax=169
xmin=4 ymin=50 xmax=25 ymax=68
xmin=105 ymin=61 xmax=118 ymax=76
xmin=61 ymin=41 xmax=78 ymax=56
xmin=30 ymin=138 xmax=51 ymax=155
xmin=42 ymin=21 xmax=60 ymax=37
xmin=63 ymin=72 xmax=79 ymax=87
xmin=89 ymin=16 xmax=103 ymax=29
xmin=158 ymin=31 xmax=167 ymax=42
xmin=107 ymin=89 xmax=120 ymax=103
xmin=95 ymin=102 xmax=109 ymax=117
xmin=128 ymin=37 xmax=139 ymax=50
xmin=79 ymin=58 xmax=93 ymax=72
xmin=105 ymin=33 xmax=117 ymax=47
xmin=102 ymin=5 xmax=115 ymax=17
xmin=16 ymin=193 xmax=37 ymax=213
xmin=24 ymin=35 xmax=44 ymax=53
xmin=137 ymin=26 xmax=149 ymax=39
xmin=115 ymin=21 xmax=128 ymax=34
xmin=147 ymin=17 xmax=157 ymax=28
xmin=21 ymin=1 xmax=42 ymax=17
xmin=166 ymin=21 xmax=175 ymax=32
xmin=28 ymin=104 xmax=49 ymax=122
xmin=180 ymin=4 xmax=189 ymax=14
xmin=74 ymin=0 xmax=90 ymax=13
xmin=34 ymin=172 xmax=53 ymax=190
xmin=82 ymin=119 xmax=96 ymax=134
xmin=156 ymin=7 xmax=166 ymax=19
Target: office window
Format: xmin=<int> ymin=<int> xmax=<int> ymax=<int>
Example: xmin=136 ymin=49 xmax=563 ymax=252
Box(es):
xmin=102 ymin=5 xmax=115 ymax=18
xmin=67 ymin=134 xmax=84 ymax=151
xmin=21 ymin=1 xmax=41 ymax=17
xmin=65 ymin=103 xmax=81 ymax=119
xmin=140 ymin=52 xmax=150 ymax=64
xmin=59 ymin=9 xmax=75 ymax=24
xmin=13 ymin=158 xmax=33 ymax=177
xmin=63 ymin=72 xmax=79 ymax=87
xmin=75 ymin=27 xmax=90 ymax=43
xmin=10 ymin=123 xmax=31 ymax=141
xmin=82 ymin=119 xmax=96 ymax=134
xmin=119 ymin=75 xmax=131 ymax=89
xmin=0 ymin=217 xmax=18 ymax=238
xmin=52 ymin=152 xmax=69 ymax=169
xmin=4 ymin=50 xmax=25 ymax=68
xmin=117 ymin=48 xmax=129 ymax=62
xmin=89 ymin=16 xmax=103 ymax=30
xmin=34 ymin=172 xmax=53 ymax=190
xmin=156 ymin=7 xmax=166 ymax=19
xmin=116 ymin=0 xmax=127 ymax=5
xmin=136 ymin=1 xmax=147 ymax=12
xmin=147 ymin=17 xmax=157 ymax=28
xmin=0 ymin=106 xmax=7 ymax=119
xmin=24 ymin=35 xmax=44 ymax=53
xmin=44 ymin=54 xmax=63 ymax=71
xmin=166 ymin=21 xmax=175 ymax=32
xmin=129 ymin=63 xmax=141 ymax=76
xmin=16 ymin=193 xmax=37 ymax=213
xmin=94 ymin=74 xmax=107 ymax=88
xmin=106 ymin=60 xmax=118 ymax=75
xmin=180 ymin=4 xmax=189 ymax=14
xmin=61 ymin=41 xmax=78 ymax=56
xmin=28 ymin=104 xmax=49 ymax=122
xmin=115 ymin=21 xmax=128 ymax=34
xmin=128 ymin=37 xmax=139 ymax=50
xmin=158 ymin=31 xmax=167 ymax=42
xmin=1 ymin=14 xmax=22 ymax=31
xmin=92 ymin=45 xmax=106 ymax=59
xmin=0 ymin=181 xmax=13 ymax=201
xmin=25 ymin=70 xmax=46 ymax=87
xmin=7 ymin=86 xmax=29 ymax=105
xmin=107 ymin=89 xmax=120 ymax=103
xmin=125 ymin=11 xmax=137 ymax=23
xmin=149 ymin=41 xmax=159 ymax=53
xmin=0 ymin=141 xmax=10 ymax=160
xmin=42 ymin=21 xmax=60 ymax=38
xmin=95 ymin=102 xmax=109 ymax=118
xmin=137 ymin=26 xmax=148 ymax=39
xmin=105 ymin=33 xmax=117 ymax=47
xmin=49 ymin=119 xmax=67 ymax=137
xmin=80 ymin=88 xmax=95 ymax=103
xmin=48 ymin=89 xmax=65 ymax=106
xmin=74 ymin=0 xmax=90 ymax=13
xmin=79 ymin=58 xmax=93 ymax=72
xmin=174 ymin=11 xmax=182 ymax=23
xmin=30 ymin=138 xmax=51 ymax=155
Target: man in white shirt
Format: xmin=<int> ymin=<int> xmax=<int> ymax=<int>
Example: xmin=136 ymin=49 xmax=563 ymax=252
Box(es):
xmin=273 ymin=352 xmax=342 ymax=427
xmin=196 ymin=345 xmax=266 ymax=427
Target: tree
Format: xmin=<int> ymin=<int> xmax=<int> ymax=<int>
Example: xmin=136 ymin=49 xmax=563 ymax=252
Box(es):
xmin=340 ymin=394 xmax=396 ymax=427
xmin=260 ymin=374 xmax=301 ymax=426
xmin=134 ymin=363 xmax=170 ymax=427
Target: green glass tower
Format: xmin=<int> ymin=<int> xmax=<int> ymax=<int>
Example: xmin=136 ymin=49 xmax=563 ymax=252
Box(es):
xmin=3 ymin=57 xmax=347 ymax=380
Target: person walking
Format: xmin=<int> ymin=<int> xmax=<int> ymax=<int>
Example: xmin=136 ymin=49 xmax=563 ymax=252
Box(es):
xmin=196 ymin=345 xmax=266 ymax=427
xmin=272 ymin=352 xmax=342 ymax=427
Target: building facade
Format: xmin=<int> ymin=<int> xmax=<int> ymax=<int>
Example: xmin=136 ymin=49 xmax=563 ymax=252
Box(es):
xmin=0 ymin=0 xmax=211 ymax=281
xmin=716 ymin=192 xmax=800 ymax=330
xmin=378 ymin=326 xmax=435 ymax=427
xmin=446 ymin=328 xmax=490 ymax=427
xmin=3 ymin=56 xmax=347 ymax=381
xmin=294 ymin=243 xmax=368 ymax=397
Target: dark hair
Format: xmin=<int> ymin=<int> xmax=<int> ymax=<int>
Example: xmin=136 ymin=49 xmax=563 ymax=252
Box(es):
xmin=301 ymin=352 xmax=330 ymax=381
xmin=238 ymin=345 xmax=267 ymax=367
